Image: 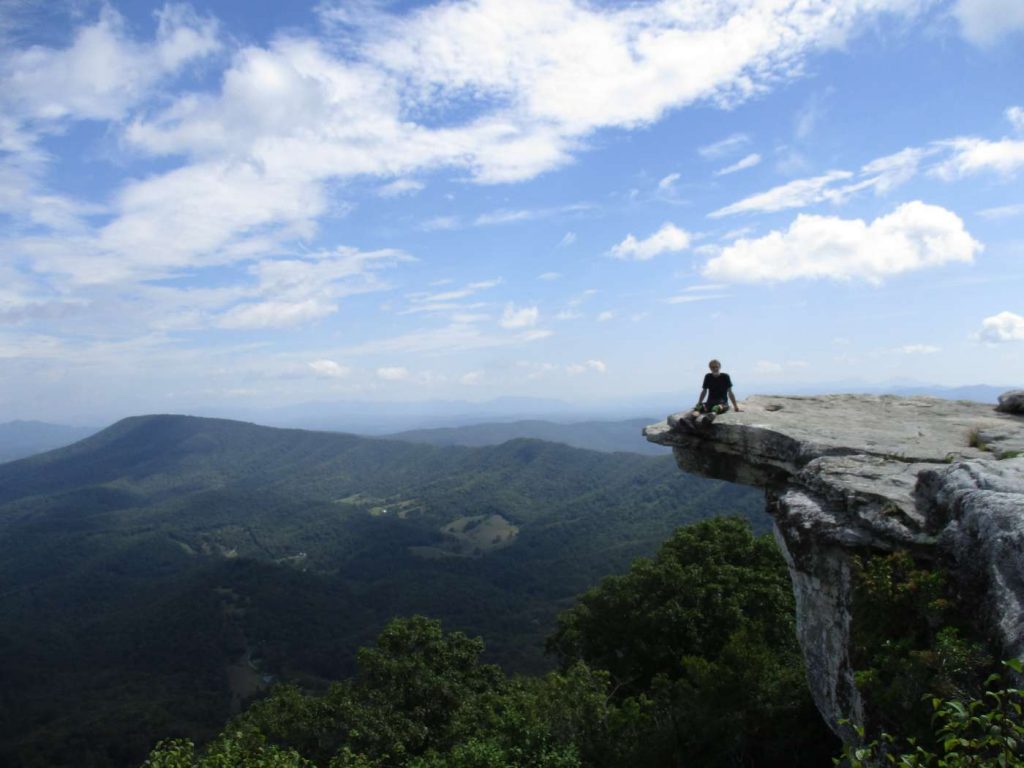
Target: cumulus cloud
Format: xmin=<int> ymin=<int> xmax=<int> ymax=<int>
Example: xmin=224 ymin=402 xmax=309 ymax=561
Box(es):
xmin=704 ymin=201 xmax=982 ymax=283
xmin=309 ymin=359 xmax=351 ymax=377
xmin=501 ymin=303 xmax=539 ymax=329
xmin=715 ymin=153 xmax=761 ymax=176
xmin=979 ymin=311 xmax=1024 ymax=343
xmin=952 ymin=0 xmax=1024 ymax=46
xmin=610 ymin=223 xmax=691 ymax=260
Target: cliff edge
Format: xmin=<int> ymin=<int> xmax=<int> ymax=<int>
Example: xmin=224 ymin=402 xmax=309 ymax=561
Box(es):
xmin=644 ymin=392 xmax=1024 ymax=738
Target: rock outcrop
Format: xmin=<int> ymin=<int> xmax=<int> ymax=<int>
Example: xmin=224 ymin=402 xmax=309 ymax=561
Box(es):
xmin=644 ymin=394 xmax=1024 ymax=739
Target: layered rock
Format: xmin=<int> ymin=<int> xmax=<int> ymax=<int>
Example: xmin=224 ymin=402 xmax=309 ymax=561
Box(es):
xmin=644 ymin=394 xmax=1024 ymax=738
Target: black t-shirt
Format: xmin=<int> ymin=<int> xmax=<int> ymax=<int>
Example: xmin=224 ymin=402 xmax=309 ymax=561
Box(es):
xmin=702 ymin=372 xmax=732 ymax=403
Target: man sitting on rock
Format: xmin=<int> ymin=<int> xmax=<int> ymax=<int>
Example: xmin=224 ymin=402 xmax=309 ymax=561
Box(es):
xmin=693 ymin=359 xmax=741 ymax=419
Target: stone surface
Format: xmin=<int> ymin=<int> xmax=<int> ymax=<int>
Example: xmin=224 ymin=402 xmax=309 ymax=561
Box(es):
xmin=644 ymin=392 xmax=1024 ymax=740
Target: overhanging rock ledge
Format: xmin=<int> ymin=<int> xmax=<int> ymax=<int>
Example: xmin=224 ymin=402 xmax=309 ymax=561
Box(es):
xmin=644 ymin=393 xmax=1024 ymax=738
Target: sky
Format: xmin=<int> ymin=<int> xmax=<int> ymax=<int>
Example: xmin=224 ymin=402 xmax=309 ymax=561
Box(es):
xmin=1 ymin=0 xmax=1023 ymax=424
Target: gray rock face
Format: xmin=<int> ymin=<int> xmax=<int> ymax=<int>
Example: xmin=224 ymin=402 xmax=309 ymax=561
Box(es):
xmin=998 ymin=389 xmax=1024 ymax=415
xmin=645 ymin=393 xmax=1024 ymax=739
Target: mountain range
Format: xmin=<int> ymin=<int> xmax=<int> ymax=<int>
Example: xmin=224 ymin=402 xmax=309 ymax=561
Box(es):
xmin=0 ymin=414 xmax=761 ymax=767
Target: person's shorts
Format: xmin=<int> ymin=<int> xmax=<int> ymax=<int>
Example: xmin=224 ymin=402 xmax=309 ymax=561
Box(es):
xmin=698 ymin=402 xmax=730 ymax=414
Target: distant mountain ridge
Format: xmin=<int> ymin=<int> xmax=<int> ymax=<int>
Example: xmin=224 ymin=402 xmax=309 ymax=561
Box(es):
xmin=386 ymin=418 xmax=669 ymax=455
xmin=0 ymin=413 xmax=762 ymax=768
xmin=0 ymin=419 xmax=97 ymax=463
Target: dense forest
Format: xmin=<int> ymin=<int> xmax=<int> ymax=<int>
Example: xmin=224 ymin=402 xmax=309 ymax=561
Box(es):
xmin=143 ymin=517 xmax=841 ymax=768
xmin=143 ymin=518 xmax=1021 ymax=768
xmin=0 ymin=415 xmax=763 ymax=767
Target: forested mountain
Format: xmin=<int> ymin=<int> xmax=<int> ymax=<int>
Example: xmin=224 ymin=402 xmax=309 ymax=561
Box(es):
xmin=385 ymin=418 xmax=668 ymax=455
xmin=0 ymin=419 xmax=97 ymax=463
xmin=0 ymin=415 xmax=762 ymax=768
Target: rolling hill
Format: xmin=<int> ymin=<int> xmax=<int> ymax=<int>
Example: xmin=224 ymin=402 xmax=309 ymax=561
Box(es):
xmin=0 ymin=414 xmax=763 ymax=767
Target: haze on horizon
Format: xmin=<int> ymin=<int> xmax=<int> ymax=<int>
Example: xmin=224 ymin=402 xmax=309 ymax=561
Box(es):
xmin=1 ymin=0 xmax=1022 ymax=425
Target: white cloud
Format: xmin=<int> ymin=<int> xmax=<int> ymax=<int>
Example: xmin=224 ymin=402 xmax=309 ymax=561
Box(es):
xmin=978 ymin=203 xmax=1024 ymax=219
xmin=402 ymin=279 xmax=501 ymax=319
xmin=420 ymin=215 xmax=461 ymax=231
xmin=705 ymin=201 xmax=982 ymax=283
xmin=933 ymin=138 xmax=1024 ymax=179
xmin=709 ymin=170 xmax=853 ymax=217
xmin=699 ymin=133 xmax=750 ymax=159
xmin=217 ymin=246 xmax=410 ymax=329
xmin=714 ymin=153 xmax=761 ymax=176
xmin=1007 ymin=106 xmax=1024 ymax=134
xmin=377 ymin=366 xmax=410 ymax=380
xmin=566 ymin=359 xmax=606 ymax=375
xmin=377 ymin=178 xmax=425 ymax=197
xmin=558 ymin=232 xmax=577 ymax=247
xmin=953 ymin=0 xmax=1024 ymax=46
xmin=501 ymin=303 xmax=539 ymax=329
xmin=1 ymin=5 xmax=220 ymax=122
xmin=309 ymin=359 xmax=351 ymax=377
xmin=376 ymin=364 xmax=407 ymax=380
xmin=658 ymin=172 xmax=681 ymax=190
xmin=461 ymin=370 xmax=484 ymax=385
xmin=860 ymin=146 xmax=935 ymax=194
xmin=597 ymin=311 xmax=614 ymax=322
xmin=666 ymin=293 xmax=728 ymax=304
xmin=4 ymin=0 xmax=933 ymax=296
xmin=219 ymin=298 xmax=335 ymax=329
xmin=538 ymin=272 xmax=561 ymax=281
xmin=610 ymin=222 xmax=691 ymax=260
xmin=894 ymin=344 xmax=941 ymax=355
xmin=979 ymin=311 xmax=1024 ymax=343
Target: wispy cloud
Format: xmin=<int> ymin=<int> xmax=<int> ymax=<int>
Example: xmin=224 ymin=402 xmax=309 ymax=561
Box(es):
xmin=377 ymin=178 xmax=425 ymax=197
xmin=714 ymin=153 xmax=761 ymax=176
xmin=699 ymin=133 xmax=750 ymax=159
xmin=709 ymin=170 xmax=853 ymax=217
xmin=978 ymin=203 xmax=1024 ymax=219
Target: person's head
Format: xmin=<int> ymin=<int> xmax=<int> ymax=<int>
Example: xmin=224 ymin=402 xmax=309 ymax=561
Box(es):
xmin=708 ymin=359 xmax=722 ymax=374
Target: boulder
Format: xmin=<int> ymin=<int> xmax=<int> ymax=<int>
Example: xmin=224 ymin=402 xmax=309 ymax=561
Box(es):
xmin=997 ymin=389 xmax=1024 ymax=415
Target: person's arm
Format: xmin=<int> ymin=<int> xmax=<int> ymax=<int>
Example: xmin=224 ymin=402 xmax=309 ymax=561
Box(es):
xmin=696 ymin=388 xmax=707 ymax=409
xmin=729 ymin=388 xmax=741 ymax=412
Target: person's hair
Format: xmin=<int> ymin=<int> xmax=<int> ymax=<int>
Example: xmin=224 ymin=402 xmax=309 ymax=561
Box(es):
xmin=708 ymin=359 xmax=721 ymax=368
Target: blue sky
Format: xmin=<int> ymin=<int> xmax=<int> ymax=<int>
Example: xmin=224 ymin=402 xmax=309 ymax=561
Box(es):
xmin=1 ymin=0 xmax=1023 ymax=423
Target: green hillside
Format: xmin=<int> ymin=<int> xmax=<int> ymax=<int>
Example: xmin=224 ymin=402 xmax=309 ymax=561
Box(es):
xmin=0 ymin=415 xmax=763 ymax=768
